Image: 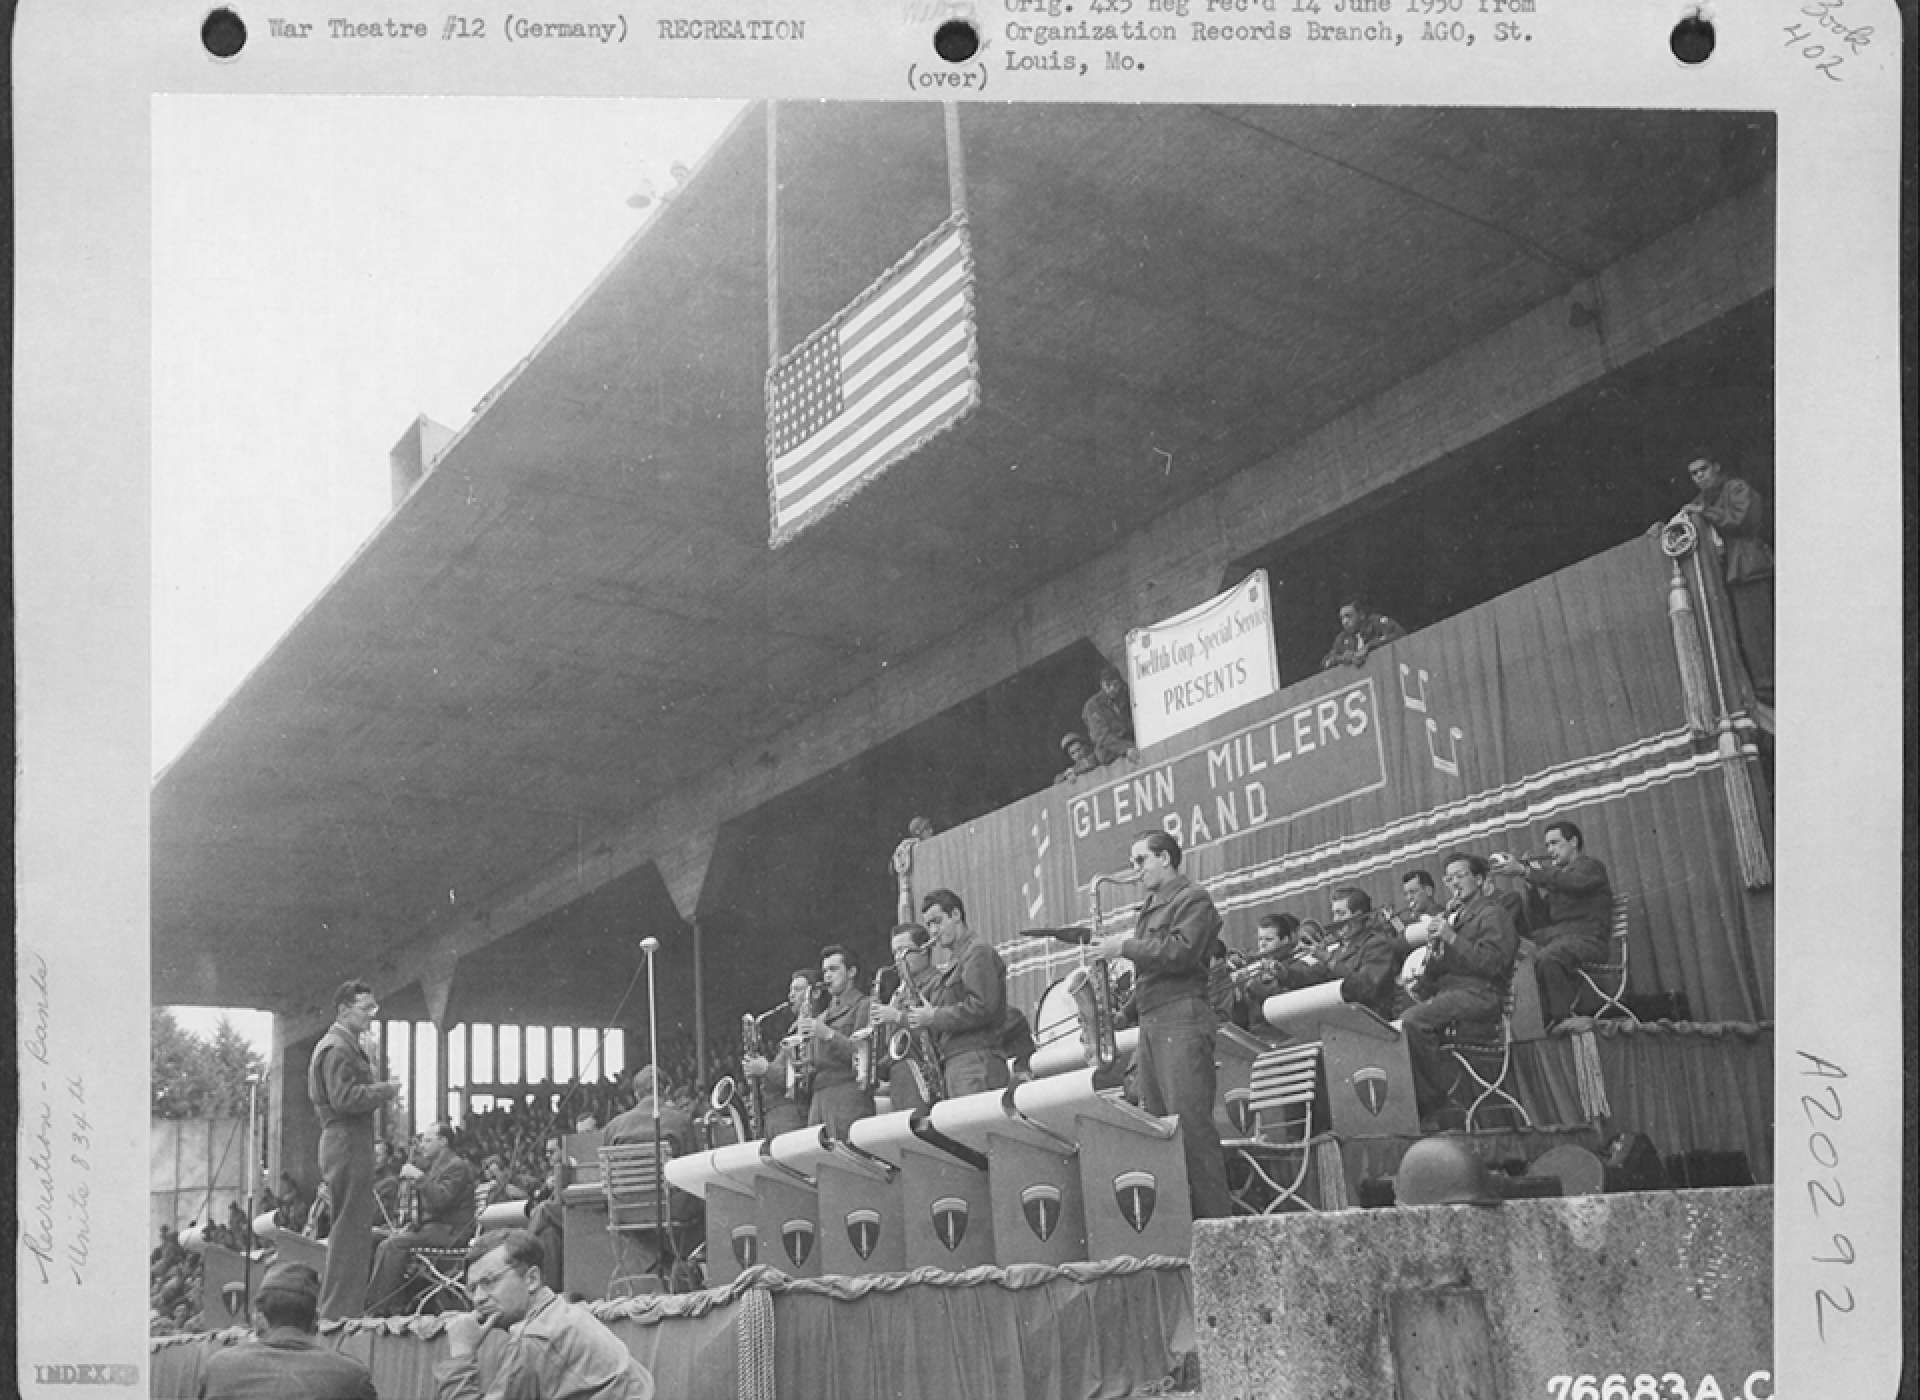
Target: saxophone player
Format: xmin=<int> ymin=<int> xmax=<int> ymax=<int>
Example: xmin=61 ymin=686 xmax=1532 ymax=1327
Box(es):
xmin=871 ymin=922 xmax=941 ymax=1111
xmin=902 ymin=890 xmax=1011 ymax=1098
xmin=740 ymin=970 xmax=817 ymax=1137
xmin=797 ymin=946 xmax=875 ymax=1136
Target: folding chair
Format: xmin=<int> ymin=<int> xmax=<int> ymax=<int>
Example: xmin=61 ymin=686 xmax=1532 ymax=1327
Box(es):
xmin=1221 ymin=1043 xmax=1329 ymax=1215
xmin=1444 ymin=980 xmax=1532 ymax=1132
xmin=406 ymin=1184 xmax=487 ymax=1316
xmin=1573 ymin=895 xmax=1639 ymax=1023
xmin=600 ymin=1142 xmax=678 ymax=1297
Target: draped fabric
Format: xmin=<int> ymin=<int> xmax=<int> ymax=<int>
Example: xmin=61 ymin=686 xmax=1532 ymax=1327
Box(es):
xmin=915 ymin=537 xmax=1772 ymax=1025
xmin=149 ymin=1258 xmax=1194 ymax=1400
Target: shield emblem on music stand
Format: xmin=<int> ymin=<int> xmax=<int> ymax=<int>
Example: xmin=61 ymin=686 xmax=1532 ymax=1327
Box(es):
xmin=1351 ymin=1066 xmax=1389 ymax=1117
xmin=1114 ymin=1171 xmax=1158 ymax=1233
xmin=845 ymin=1208 xmax=881 ymax=1261
xmin=931 ymin=1196 xmax=969 ymax=1251
xmin=220 ymin=1282 xmax=248 ymax=1321
xmin=730 ymin=1224 xmax=759 ymax=1269
xmin=781 ymin=1218 xmax=815 ymax=1268
xmin=1020 ymin=1183 xmax=1062 ymax=1243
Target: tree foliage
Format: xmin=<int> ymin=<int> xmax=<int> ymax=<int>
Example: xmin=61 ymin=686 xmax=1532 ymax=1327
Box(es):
xmin=152 ymin=1008 xmax=268 ymax=1119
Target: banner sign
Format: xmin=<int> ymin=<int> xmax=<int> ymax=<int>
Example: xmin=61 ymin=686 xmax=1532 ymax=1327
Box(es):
xmin=1126 ymin=572 xmax=1279 ymax=749
xmin=1067 ymin=678 xmax=1385 ymax=885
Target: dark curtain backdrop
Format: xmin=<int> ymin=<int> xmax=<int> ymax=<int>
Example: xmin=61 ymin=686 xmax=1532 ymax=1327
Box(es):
xmin=916 ymin=536 xmax=1771 ymax=1024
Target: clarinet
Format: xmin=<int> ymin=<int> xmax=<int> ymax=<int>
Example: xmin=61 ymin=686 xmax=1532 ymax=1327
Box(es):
xmin=788 ymin=983 xmax=830 ymax=1098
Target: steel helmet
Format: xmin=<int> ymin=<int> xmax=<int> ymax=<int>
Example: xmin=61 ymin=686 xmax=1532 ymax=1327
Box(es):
xmin=1394 ymin=1135 xmax=1502 ymax=1207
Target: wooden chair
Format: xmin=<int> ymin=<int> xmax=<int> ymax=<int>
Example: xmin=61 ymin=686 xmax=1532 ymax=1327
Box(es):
xmin=600 ymin=1142 xmax=678 ymax=1297
xmin=1221 ymin=1043 xmax=1329 ymax=1215
xmin=1443 ymin=980 xmax=1532 ymax=1132
xmin=1574 ymin=895 xmax=1639 ymax=1022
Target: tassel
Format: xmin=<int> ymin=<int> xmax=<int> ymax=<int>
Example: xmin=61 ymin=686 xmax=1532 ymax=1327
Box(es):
xmin=1572 ymin=1027 xmax=1609 ymax=1121
xmin=1666 ymin=562 xmax=1716 ymax=738
xmin=738 ymin=1282 xmax=777 ymax=1400
xmin=1315 ymin=1138 xmax=1348 ymax=1210
xmin=1717 ymin=718 xmax=1774 ymax=890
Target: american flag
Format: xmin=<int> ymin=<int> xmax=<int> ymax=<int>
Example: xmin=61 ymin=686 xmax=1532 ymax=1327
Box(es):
xmin=767 ymin=214 xmax=979 ymax=544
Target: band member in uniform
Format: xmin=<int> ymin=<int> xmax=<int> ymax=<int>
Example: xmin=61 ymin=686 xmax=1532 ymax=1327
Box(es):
xmin=307 ymin=979 xmax=401 ymax=1319
xmin=904 ymin=889 xmax=1010 ymax=1097
xmin=367 ymin=1121 xmax=479 ymax=1314
xmin=1401 ymin=853 xmax=1520 ymax=1132
xmin=799 ymin=946 xmax=875 ymax=1136
xmin=1090 ymin=832 xmax=1233 ymax=1221
xmin=1491 ymin=821 xmax=1614 ymax=1027
xmin=1399 ymin=870 xmax=1442 ymax=928
xmin=871 ymin=922 xmax=940 ymax=1111
xmin=1271 ymin=887 xmax=1408 ymax=1020
xmin=742 ymin=969 xmax=818 ymax=1136
xmin=1230 ymin=911 xmax=1302 ymax=1012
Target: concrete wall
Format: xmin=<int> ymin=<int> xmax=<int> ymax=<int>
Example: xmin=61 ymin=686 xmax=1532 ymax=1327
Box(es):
xmin=1192 ymin=1187 xmax=1771 ymax=1400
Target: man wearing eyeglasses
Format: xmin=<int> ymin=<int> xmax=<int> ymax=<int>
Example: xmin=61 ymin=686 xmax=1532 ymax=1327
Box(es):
xmin=1088 ymin=831 xmax=1233 ymax=1220
xmin=434 ymin=1229 xmax=654 ymax=1399
xmin=307 ymin=980 xmax=402 ymax=1319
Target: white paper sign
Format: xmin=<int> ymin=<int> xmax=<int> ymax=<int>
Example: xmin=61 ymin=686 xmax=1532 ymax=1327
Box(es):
xmin=1125 ymin=571 xmax=1279 ymax=750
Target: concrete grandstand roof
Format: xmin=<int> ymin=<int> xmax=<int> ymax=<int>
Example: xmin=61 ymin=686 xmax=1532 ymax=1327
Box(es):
xmin=151 ymin=102 xmax=1774 ymax=1017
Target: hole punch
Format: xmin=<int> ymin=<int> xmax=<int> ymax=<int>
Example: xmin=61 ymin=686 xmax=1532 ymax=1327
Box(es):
xmin=202 ymin=7 xmax=247 ymax=58
xmin=1670 ymin=14 xmax=1714 ymax=65
xmin=934 ymin=19 xmax=980 ymax=63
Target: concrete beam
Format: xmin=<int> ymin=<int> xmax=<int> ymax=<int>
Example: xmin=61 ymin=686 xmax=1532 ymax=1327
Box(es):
xmin=377 ymin=178 xmax=1773 ymax=986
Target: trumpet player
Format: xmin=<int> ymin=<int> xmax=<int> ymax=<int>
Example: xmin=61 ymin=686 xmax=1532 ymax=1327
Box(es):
xmin=898 ymin=890 xmax=1011 ymax=1098
xmin=1490 ymin=821 xmax=1614 ymax=1028
xmin=741 ymin=970 xmax=817 ymax=1137
xmin=1227 ymin=912 xmax=1302 ymax=1009
xmin=799 ymin=945 xmax=875 ymax=1136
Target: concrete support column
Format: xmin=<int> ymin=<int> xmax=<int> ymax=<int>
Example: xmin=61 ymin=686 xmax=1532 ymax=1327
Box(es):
xmin=654 ymin=830 xmax=721 ymax=1091
xmin=269 ymin=1029 xmax=323 ymax=1199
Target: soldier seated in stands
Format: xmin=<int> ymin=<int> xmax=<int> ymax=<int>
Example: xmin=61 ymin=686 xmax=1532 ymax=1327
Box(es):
xmin=366 ymin=1122 xmax=479 ymax=1315
xmin=1319 ymin=595 xmax=1406 ymax=670
xmin=1490 ymin=820 xmax=1613 ymax=1028
xmin=1400 ymin=854 xmax=1520 ymax=1134
xmin=1054 ymin=731 xmax=1102 ymax=784
xmin=1082 ymin=665 xmax=1138 ymax=764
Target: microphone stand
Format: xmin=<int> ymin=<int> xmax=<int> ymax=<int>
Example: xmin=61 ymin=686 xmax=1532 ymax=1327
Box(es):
xmin=640 ymin=936 xmax=666 ymax=1292
xmin=243 ymin=1074 xmax=260 ymax=1313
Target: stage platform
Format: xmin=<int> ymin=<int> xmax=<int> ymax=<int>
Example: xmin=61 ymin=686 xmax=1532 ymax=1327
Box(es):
xmin=149 ymin=1255 xmax=1198 ymax=1400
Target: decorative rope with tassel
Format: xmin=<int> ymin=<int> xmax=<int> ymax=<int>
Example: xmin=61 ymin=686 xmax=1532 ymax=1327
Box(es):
xmin=1687 ymin=549 xmax=1774 ymax=890
xmin=1664 ymin=556 xmax=1716 ymax=738
xmin=1571 ymin=1026 xmax=1610 ymax=1121
xmin=736 ymin=1281 xmax=776 ymax=1400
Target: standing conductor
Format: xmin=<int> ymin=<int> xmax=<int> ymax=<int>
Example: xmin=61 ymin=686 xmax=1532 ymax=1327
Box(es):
xmin=308 ymin=979 xmax=400 ymax=1319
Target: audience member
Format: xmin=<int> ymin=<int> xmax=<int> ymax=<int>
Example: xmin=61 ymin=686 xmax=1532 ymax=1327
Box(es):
xmin=196 ymin=1260 xmax=379 ymax=1400
xmin=1054 ymin=732 xmax=1102 ymax=784
xmin=1081 ymin=666 xmax=1138 ymax=764
xmin=1320 ymin=595 xmax=1405 ymax=669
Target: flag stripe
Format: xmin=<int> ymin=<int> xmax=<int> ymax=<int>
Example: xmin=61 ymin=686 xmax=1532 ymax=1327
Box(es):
xmin=767 ymin=215 xmax=978 ymax=543
xmin=780 ymin=373 xmax=978 ymax=524
xmin=774 ymin=312 xmax=971 ymax=490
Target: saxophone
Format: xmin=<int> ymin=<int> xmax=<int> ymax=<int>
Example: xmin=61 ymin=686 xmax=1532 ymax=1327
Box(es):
xmin=851 ymin=968 xmax=887 ymax=1093
xmin=708 ymin=1003 xmax=783 ymax=1142
xmin=1066 ymin=869 xmax=1140 ymax=1069
xmin=787 ymin=982 xmax=830 ymax=1098
xmin=888 ymin=960 xmax=947 ymax=1107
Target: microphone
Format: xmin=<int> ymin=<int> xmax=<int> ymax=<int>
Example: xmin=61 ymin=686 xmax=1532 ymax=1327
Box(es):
xmin=641 ymin=937 xmax=661 ymax=954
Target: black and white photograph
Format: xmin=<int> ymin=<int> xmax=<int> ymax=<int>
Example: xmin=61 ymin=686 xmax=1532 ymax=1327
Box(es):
xmin=11 ymin=9 xmax=1908 ymax=1400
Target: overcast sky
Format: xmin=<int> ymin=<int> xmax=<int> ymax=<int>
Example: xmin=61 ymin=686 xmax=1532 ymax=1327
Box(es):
xmin=153 ymin=95 xmax=745 ymax=1045
xmin=152 ymin=94 xmax=745 ymax=776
